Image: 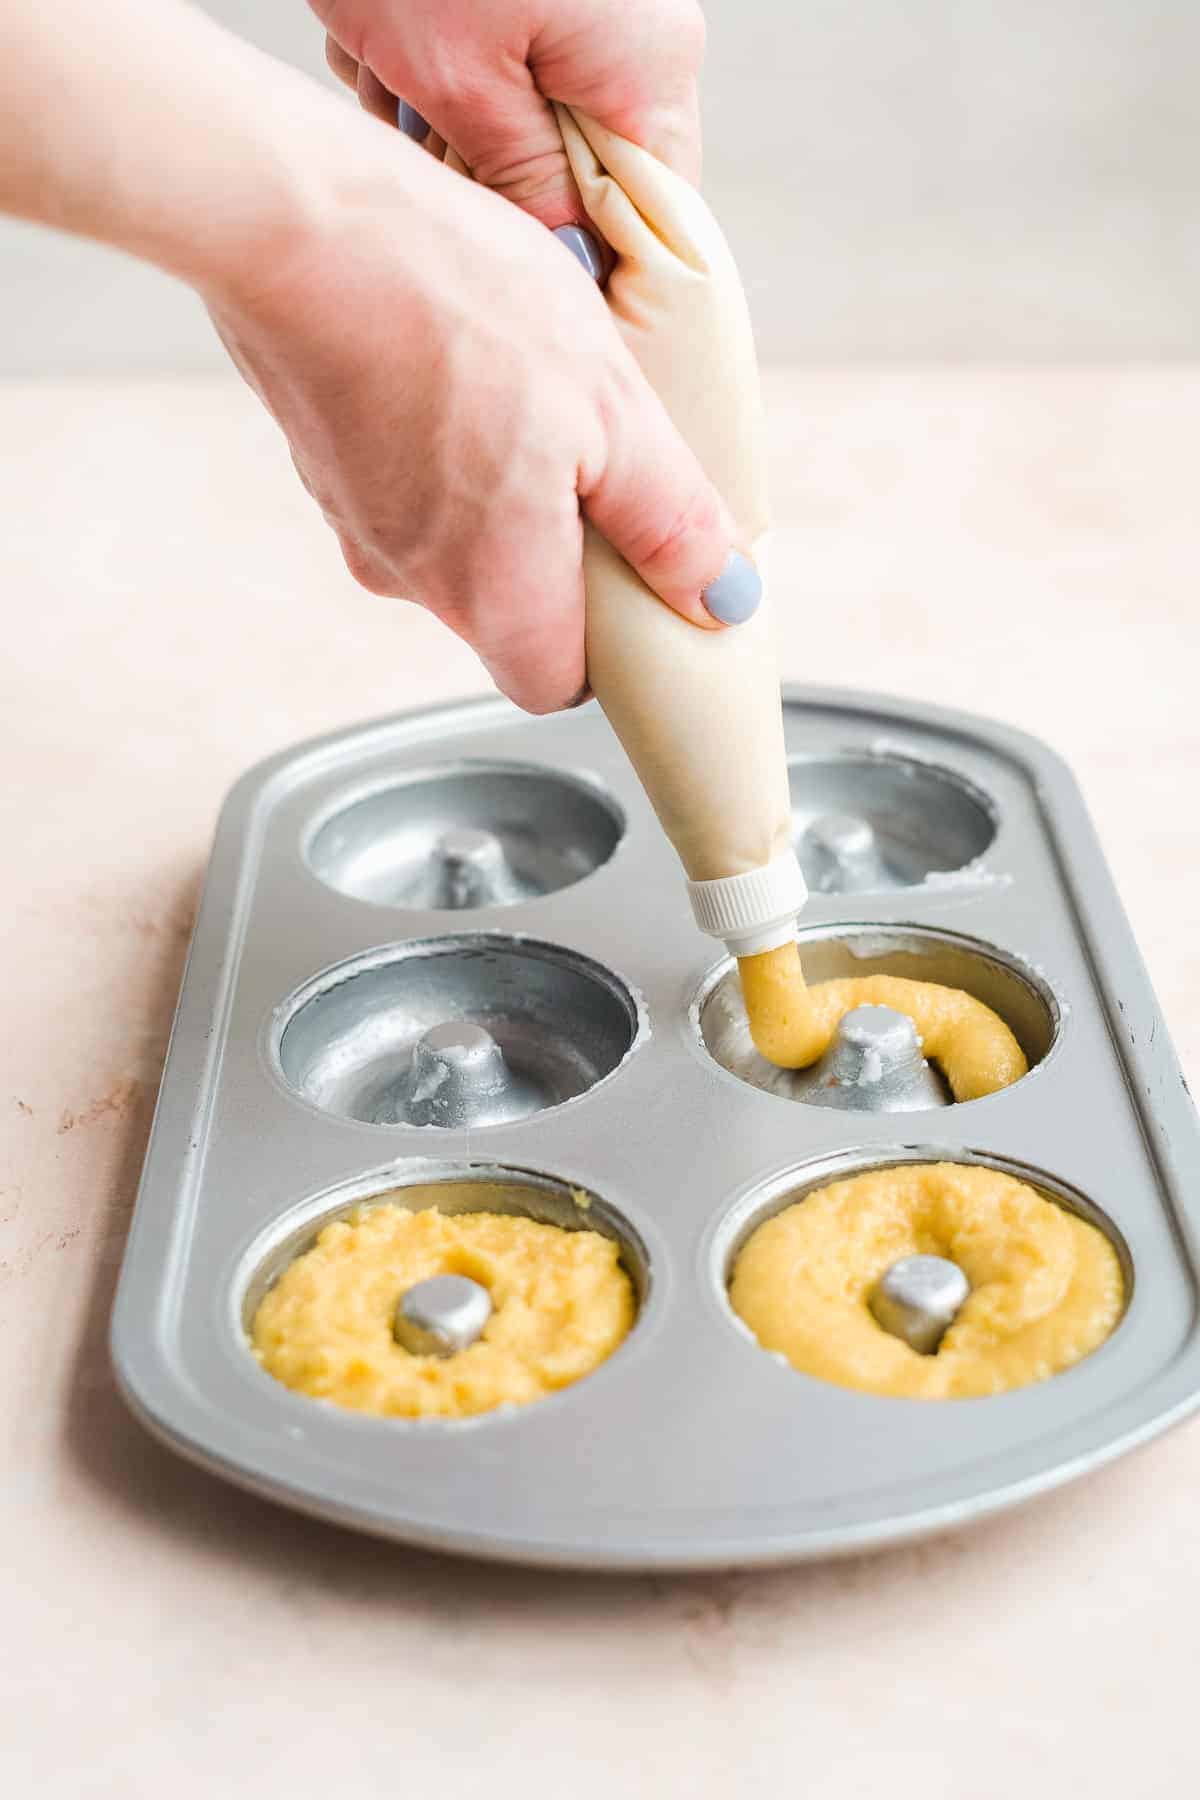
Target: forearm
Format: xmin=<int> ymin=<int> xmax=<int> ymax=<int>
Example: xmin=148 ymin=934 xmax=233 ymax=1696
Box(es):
xmin=0 ymin=0 xmax=740 ymax=720
xmin=0 ymin=0 xmax=419 ymax=299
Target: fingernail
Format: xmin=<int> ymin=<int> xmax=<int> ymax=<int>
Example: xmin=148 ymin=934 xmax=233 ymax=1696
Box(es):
xmin=553 ymin=224 xmax=604 ymax=283
xmin=702 ymin=550 xmax=762 ymax=625
xmin=398 ymin=101 xmax=430 ymax=141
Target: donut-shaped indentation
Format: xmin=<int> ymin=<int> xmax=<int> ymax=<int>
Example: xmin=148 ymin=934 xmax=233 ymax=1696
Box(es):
xmin=273 ymin=936 xmax=643 ymax=1128
xmin=728 ymin=1161 xmax=1125 ymax=1399
xmin=306 ymin=761 xmax=623 ymax=910
xmin=699 ymin=925 xmax=1057 ymax=1110
xmin=745 ymin=971 xmax=1026 ymax=1099
xmin=789 ymin=752 xmax=996 ymax=893
xmin=245 ymin=1170 xmax=643 ymax=1420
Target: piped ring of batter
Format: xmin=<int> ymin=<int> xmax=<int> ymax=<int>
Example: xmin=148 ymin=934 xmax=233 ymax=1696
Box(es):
xmin=729 ymin=1162 xmax=1125 ymax=1399
xmin=251 ymin=1203 xmax=635 ymax=1419
xmin=737 ymin=942 xmax=1028 ymax=1097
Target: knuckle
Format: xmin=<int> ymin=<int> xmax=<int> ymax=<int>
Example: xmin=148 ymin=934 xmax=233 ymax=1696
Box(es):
xmin=417 ymin=48 xmax=488 ymax=119
xmin=485 ymin=148 xmax=574 ymax=214
xmin=481 ymin=655 xmax=539 ymax=715
xmin=473 ymin=608 xmax=584 ymax=719
xmin=513 ymin=686 xmax=560 ymax=718
xmin=321 ymin=4 xmax=367 ymax=67
xmin=338 ymin=535 xmax=395 ymax=598
xmin=633 ymin=488 xmax=724 ymax=584
xmin=324 ymin=37 xmax=357 ymax=87
xmin=287 ymin=449 xmax=315 ymax=499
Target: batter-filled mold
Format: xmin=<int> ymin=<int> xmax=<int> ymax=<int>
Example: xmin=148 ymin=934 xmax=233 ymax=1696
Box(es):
xmin=241 ymin=1167 xmax=645 ymax=1420
xmin=697 ymin=924 xmax=1057 ymax=1109
xmin=718 ymin=1152 xmax=1129 ymax=1399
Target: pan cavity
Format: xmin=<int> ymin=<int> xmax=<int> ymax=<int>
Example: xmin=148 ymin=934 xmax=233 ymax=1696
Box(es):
xmin=714 ymin=1154 xmax=1128 ymax=1400
xmin=307 ymin=762 xmax=623 ymax=910
xmin=275 ymin=935 xmax=642 ymax=1128
xmin=240 ymin=1168 xmax=648 ymax=1421
xmin=790 ymin=753 xmax=995 ymax=893
xmin=697 ymin=925 xmax=1057 ymax=1111
xmin=242 ymin=1167 xmax=650 ymax=1327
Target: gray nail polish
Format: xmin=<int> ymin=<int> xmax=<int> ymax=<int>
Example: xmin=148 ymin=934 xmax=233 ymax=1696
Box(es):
xmin=553 ymin=225 xmax=604 ymax=283
xmin=398 ymin=101 xmax=430 ymax=141
xmin=702 ymin=551 xmax=762 ymax=625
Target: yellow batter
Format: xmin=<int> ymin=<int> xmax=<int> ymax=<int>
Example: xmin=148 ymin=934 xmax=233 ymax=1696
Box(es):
xmin=730 ymin=1162 xmax=1124 ymax=1398
xmin=738 ymin=941 xmax=1027 ymax=1097
xmin=252 ymin=1203 xmax=634 ymax=1419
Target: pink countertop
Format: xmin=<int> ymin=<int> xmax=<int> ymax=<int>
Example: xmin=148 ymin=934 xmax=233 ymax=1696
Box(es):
xmin=3 ymin=368 xmax=1197 ymax=1792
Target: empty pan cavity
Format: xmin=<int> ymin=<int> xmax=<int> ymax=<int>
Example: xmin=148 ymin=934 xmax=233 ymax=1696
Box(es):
xmin=696 ymin=925 xmax=1058 ymax=1110
xmin=275 ymin=935 xmax=643 ymax=1128
xmin=307 ymin=762 xmax=623 ymax=910
xmin=790 ymin=753 xmax=996 ymax=893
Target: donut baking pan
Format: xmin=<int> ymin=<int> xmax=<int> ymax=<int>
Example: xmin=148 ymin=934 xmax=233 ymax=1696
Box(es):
xmin=111 ymin=687 xmax=1200 ymax=1568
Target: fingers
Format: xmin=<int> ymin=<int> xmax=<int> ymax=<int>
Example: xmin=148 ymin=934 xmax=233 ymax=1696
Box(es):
xmin=330 ymin=512 xmax=589 ymax=717
xmin=397 ymin=100 xmax=432 ymax=144
xmin=334 ymin=28 xmax=592 ymax=236
xmin=552 ymin=224 xmax=605 ymax=282
xmin=325 ymin=34 xmax=358 ymax=91
xmin=581 ymin=370 xmax=758 ymax=631
xmin=627 ymin=85 xmax=703 ymax=186
xmin=447 ymin=521 xmax=589 ymax=715
xmin=326 ymin=30 xmax=601 ymax=258
xmin=467 ymin=591 xmax=588 ymax=715
xmin=327 ymin=32 xmax=429 ymax=140
xmin=356 ymin=62 xmax=398 ymax=128
xmin=527 ymin=0 xmax=706 ymax=182
xmin=419 ymin=58 xmax=592 ymax=236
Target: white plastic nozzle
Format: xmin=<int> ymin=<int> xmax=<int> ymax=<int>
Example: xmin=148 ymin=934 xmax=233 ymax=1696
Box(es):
xmin=686 ymin=849 xmax=808 ymax=957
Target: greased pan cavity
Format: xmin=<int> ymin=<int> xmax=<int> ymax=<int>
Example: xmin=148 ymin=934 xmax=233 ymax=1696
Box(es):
xmin=111 ymin=687 xmax=1200 ymax=1569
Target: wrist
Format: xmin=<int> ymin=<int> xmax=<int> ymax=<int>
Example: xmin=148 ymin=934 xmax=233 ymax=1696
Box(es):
xmin=127 ymin=50 xmax=359 ymax=305
xmin=0 ymin=0 xmax=432 ymax=312
xmin=181 ymin=63 xmax=439 ymax=315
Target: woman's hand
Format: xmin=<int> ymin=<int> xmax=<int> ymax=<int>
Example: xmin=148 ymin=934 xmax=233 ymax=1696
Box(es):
xmin=207 ymin=115 xmax=740 ymax=712
xmin=313 ymin=0 xmax=706 ymax=231
xmin=0 ymin=0 xmax=743 ymax=714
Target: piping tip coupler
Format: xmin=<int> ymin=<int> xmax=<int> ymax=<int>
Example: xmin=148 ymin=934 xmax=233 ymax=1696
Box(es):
xmin=687 ymin=849 xmax=808 ymax=957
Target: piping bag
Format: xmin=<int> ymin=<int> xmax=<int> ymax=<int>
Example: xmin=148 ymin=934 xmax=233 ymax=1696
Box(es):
xmin=448 ymin=111 xmax=814 ymax=1056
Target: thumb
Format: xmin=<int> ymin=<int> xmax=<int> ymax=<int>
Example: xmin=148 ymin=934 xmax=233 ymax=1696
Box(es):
xmin=581 ymin=366 xmax=761 ymax=631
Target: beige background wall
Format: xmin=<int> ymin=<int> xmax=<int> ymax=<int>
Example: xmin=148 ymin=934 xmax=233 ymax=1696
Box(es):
xmin=1 ymin=0 xmax=1197 ymax=370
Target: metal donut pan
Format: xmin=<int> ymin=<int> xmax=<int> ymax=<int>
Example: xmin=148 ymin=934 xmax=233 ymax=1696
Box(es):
xmin=110 ymin=685 xmax=1200 ymax=1568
